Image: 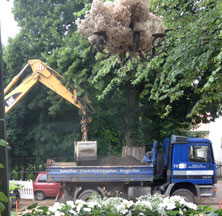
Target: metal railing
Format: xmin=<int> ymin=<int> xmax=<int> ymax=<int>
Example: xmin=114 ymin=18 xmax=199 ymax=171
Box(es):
xmin=216 ymin=162 xmax=222 ymax=179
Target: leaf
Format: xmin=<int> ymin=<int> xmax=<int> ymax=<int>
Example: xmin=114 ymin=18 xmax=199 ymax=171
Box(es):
xmin=0 ymin=139 xmax=7 ymax=147
xmin=167 ymin=210 xmax=179 ymax=215
xmin=0 ymin=192 xmax=8 ymax=203
xmin=37 ymin=206 xmax=49 ymax=212
xmin=27 ymin=203 xmax=38 ymax=210
xmin=0 ymin=202 xmax=5 ymax=214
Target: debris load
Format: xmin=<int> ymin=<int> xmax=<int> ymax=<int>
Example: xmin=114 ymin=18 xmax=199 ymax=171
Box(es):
xmin=78 ymin=155 xmax=141 ymax=166
xmin=76 ymin=0 xmax=165 ymax=62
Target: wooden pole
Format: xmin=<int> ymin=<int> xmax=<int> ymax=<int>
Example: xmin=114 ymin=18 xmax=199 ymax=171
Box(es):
xmin=16 ymin=200 xmax=18 ymax=215
xmin=0 ymin=20 xmax=10 ymax=216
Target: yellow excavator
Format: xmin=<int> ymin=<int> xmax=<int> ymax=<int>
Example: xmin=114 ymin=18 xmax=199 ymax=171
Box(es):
xmin=4 ymin=59 xmax=92 ymax=144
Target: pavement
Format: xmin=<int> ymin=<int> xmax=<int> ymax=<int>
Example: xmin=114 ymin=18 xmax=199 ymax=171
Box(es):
xmin=12 ymin=198 xmax=55 ymax=213
xmin=196 ymin=180 xmax=222 ymax=209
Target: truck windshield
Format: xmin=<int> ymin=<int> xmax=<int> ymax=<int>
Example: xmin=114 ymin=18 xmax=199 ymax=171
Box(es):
xmin=189 ymin=145 xmax=210 ymax=163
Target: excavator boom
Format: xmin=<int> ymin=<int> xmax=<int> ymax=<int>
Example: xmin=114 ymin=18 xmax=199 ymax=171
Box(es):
xmin=4 ymin=59 xmax=90 ymax=141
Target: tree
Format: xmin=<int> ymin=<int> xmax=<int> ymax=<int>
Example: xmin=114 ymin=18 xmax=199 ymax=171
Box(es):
xmin=3 ymin=0 xmax=90 ymax=178
xmin=4 ymin=0 xmax=126 ymax=178
xmin=148 ymin=0 xmax=222 ymax=121
xmin=88 ymin=0 xmax=222 ymax=146
xmin=4 ymin=0 xmax=222 ymax=179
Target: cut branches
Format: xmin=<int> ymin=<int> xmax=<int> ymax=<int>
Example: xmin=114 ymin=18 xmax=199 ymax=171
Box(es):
xmin=76 ymin=0 xmax=165 ymax=64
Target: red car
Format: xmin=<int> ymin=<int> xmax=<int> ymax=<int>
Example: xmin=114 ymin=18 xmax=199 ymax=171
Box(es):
xmin=33 ymin=171 xmax=62 ymax=201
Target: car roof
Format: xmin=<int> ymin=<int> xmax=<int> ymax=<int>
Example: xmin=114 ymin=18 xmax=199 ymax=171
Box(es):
xmin=38 ymin=171 xmax=46 ymax=175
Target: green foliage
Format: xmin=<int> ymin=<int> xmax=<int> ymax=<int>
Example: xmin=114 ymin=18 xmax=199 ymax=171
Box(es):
xmin=9 ymin=183 xmax=23 ymax=194
xmin=0 ymin=139 xmax=7 ymax=147
xmin=0 ymin=192 xmax=8 ymax=215
xmin=19 ymin=203 xmax=49 ymax=216
xmin=215 ymin=208 xmax=222 ymax=216
xmin=0 ymin=140 xmax=8 ymax=214
xmin=149 ymin=0 xmax=222 ymax=119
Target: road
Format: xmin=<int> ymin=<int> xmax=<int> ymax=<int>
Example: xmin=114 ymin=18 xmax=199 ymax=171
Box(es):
xmin=13 ymin=181 xmax=222 ymax=212
xmin=196 ymin=180 xmax=222 ymax=210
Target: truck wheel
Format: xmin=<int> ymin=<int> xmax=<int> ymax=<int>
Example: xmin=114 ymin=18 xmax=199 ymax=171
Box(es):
xmin=35 ymin=191 xmax=45 ymax=201
xmin=171 ymin=189 xmax=195 ymax=203
xmin=77 ymin=189 xmax=100 ymax=201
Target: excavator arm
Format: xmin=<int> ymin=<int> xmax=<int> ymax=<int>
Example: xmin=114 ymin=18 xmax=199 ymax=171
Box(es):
xmin=4 ymin=59 xmax=91 ymax=141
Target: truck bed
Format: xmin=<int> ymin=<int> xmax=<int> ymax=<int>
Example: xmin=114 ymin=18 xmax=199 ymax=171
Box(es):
xmin=47 ymin=162 xmax=154 ymax=183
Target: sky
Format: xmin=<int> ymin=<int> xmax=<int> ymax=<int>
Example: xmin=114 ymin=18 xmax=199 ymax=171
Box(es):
xmin=0 ymin=0 xmax=20 ymax=45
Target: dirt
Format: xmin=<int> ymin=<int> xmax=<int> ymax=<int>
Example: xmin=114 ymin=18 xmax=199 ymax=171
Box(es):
xmin=78 ymin=155 xmax=142 ymax=166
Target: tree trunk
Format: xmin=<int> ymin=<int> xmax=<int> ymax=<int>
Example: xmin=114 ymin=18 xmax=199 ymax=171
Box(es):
xmin=124 ymin=82 xmax=140 ymax=146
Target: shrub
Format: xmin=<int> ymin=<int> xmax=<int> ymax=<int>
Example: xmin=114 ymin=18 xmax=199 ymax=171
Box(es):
xmin=18 ymin=194 xmax=216 ymax=216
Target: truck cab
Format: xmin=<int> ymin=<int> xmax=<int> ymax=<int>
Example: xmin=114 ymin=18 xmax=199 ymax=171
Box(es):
xmin=154 ymin=135 xmax=217 ymax=202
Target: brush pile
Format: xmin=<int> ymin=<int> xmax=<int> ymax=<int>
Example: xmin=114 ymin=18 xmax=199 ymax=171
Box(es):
xmin=76 ymin=0 xmax=165 ymax=62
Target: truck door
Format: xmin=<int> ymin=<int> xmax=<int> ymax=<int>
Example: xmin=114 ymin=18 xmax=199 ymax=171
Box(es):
xmin=187 ymin=143 xmax=214 ymax=184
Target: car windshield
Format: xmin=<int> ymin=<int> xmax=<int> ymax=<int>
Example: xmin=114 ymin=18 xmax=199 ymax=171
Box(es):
xmin=38 ymin=174 xmax=47 ymax=182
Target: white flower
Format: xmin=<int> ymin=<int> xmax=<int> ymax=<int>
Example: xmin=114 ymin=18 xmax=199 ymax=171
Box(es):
xmin=55 ymin=211 xmax=65 ymax=216
xmin=170 ymin=195 xmax=197 ymax=210
xmin=122 ymin=199 xmax=134 ymax=208
xmin=160 ymin=197 xmax=176 ymax=210
xmin=76 ymin=204 xmax=82 ymax=213
xmin=171 ymin=195 xmax=186 ymax=205
xmin=66 ymin=200 xmax=75 ymax=208
xmin=49 ymin=202 xmax=64 ymax=213
xmin=87 ymin=201 xmax=100 ymax=208
xmin=136 ymin=200 xmax=153 ymax=211
xmin=83 ymin=207 xmax=91 ymax=212
xmin=184 ymin=202 xmax=197 ymax=210
xmin=68 ymin=209 xmax=77 ymax=215
xmin=179 ymin=208 xmax=184 ymax=215
xmin=157 ymin=206 xmax=167 ymax=216
xmin=75 ymin=199 xmax=86 ymax=205
xmin=116 ymin=203 xmax=128 ymax=214
xmin=75 ymin=199 xmax=87 ymax=213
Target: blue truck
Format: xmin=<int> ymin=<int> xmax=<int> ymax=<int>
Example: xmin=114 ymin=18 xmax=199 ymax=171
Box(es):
xmin=46 ymin=135 xmax=217 ymax=203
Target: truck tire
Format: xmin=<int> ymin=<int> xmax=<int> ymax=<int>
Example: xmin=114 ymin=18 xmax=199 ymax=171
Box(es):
xmin=171 ymin=189 xmax=195 ymax=203
xmin=35 ymin=191 xmax=45 ymax=201
xmin=77 ymin=189 xmax=100 ymax=201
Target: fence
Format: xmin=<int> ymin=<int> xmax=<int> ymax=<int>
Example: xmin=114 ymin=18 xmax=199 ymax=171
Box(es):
xmin=9 ymin=180 xmax=34 ymax=200
xmin=217 ymin=163 xmax=222 ymax=179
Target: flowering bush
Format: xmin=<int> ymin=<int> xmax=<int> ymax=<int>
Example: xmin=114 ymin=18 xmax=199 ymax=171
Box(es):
xmin=18 ymin=194 xmax=221 ymax=216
